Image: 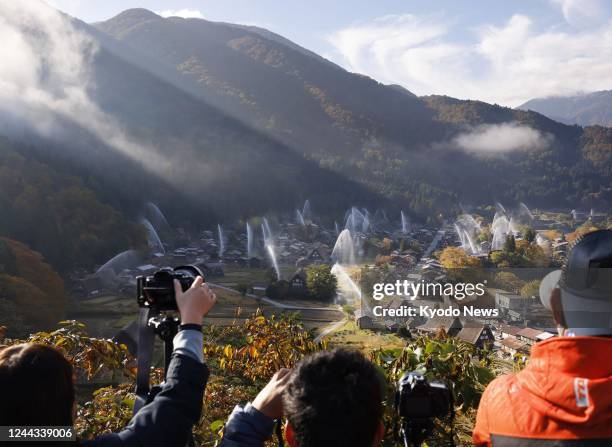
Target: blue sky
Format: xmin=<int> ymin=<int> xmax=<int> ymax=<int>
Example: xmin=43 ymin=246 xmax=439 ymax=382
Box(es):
xmin=47 ymin=0 xmax=612 ymax=106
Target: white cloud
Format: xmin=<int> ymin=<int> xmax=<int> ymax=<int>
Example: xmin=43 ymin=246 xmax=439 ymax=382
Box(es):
xmin=0 ymin=1 xmax=172 ymax=176
xmin=327 ymin=12 xmax=612 ymax=106
xmin=156 ymin=8 xmax=205 ymax=19
xmin=451 ymin=123 xmax=551 ymax=155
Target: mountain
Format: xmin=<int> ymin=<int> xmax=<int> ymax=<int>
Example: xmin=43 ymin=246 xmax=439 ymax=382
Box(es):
xmin=519 ymin=90 xmax=612 ymax=127
xmin=417 ymin=96 xmax=609 ymax=207
xmin=89 ymin=7 xmax=448 ymax=222
xmin=90 ymin=9 xmax=611 ymax=215
xmin=93 ymin=8 xmax=437 ymax=154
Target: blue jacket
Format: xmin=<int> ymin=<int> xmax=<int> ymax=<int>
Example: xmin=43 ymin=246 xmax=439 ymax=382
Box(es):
xmin=81 ymin=330 xmax=209 ymax=447
xmin=219 ymin=403 xmax=275 ymax=447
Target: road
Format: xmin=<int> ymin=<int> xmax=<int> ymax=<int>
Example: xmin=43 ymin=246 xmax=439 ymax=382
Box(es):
xmin=314 ymin=318 xmax=346 ymax=343
xmin=209 ymin=282 xmax=345 ymax=326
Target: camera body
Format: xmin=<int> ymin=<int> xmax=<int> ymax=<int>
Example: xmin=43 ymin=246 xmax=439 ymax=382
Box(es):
xmin=137 ymin=265 xmax=204 ymax=311
xmin=396 ymin=371 xmax=453 ymax=421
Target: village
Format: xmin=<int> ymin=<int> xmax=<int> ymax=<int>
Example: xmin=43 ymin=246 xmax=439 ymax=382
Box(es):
xmin=67 ymin=201 xmax=609 ymax=360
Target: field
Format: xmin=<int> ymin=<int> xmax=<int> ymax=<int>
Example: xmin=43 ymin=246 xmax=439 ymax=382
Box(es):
xmin=326 ymin=319 xmax=407 ymax=351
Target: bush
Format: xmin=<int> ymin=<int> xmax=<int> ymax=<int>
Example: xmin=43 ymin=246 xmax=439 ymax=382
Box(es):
xmin=265 ymin=279 xmax=290 ymax=300
xmin=342 ymin=304 xmax=355 ymax=316
xmin=370 ymin=334 xmax=497 ymax=445
xmin=306 ymin=264 xmax=337 ymax=301
xmin=236 ymin=282 xmax=249 ymax=296
xmin=2 ymin=315 xmax=505 ymax=446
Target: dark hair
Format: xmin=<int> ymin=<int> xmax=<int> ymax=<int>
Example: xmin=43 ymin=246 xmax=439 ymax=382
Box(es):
xmin=0 ymin=343 xmax=75 ymax=426
xmin=283 ymin=348 xmax=384 ymax=447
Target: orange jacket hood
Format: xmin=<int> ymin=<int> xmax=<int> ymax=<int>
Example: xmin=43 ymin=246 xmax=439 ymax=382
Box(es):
xmin=517 ymin=336 xmax=612 ymax=425
xmin=474 ymin=336 xmax=612 ymax=445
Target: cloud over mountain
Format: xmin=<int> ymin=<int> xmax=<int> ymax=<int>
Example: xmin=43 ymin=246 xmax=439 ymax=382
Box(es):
xmin=451 ymin=123 xmax=551 ymax=155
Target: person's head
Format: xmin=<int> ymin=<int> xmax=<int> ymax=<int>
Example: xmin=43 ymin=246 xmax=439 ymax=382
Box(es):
xmin=0 ymin=343 xmax=74 ymax=425
xmin=540 ymin=229 xmax=612 ymax=336
xmin=282 ymin=348 xmax=385 ymax=447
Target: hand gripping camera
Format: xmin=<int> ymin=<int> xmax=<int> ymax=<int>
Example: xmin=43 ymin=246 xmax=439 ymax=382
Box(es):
xmin=137 ymin=265 xmax=204 ymax=311
xmin=395 ymin=371 xmax=454 ymax=447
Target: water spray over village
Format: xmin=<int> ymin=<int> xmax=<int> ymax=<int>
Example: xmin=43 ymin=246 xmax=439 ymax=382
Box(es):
xmin=74 ymin=198 xmax=608 ymax=357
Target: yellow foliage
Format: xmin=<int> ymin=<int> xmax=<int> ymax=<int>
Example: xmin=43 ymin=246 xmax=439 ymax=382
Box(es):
xmin=566 ymin=224 xmax=600 ymax=244
xmin=439 ymin=247 xmax=481 ymax=269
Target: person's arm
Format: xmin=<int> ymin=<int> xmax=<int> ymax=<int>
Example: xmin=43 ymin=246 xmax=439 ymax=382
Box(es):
xmin=219 ymin=403 xmax=275 ymax=447
xmin=220 ymin=369 xmax=291 ymax=447
xmin=83 ymin=277 xmax=216 ymax=447
xmin=117 ymin=346 xmax=208 ymax=446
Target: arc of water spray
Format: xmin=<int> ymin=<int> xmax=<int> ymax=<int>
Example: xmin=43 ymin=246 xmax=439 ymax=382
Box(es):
xmin=246 ymin=222 xmax=254 ymax=259
xmin=140 ymin=217 xmax=165 ymax=254
xmin=296 ymin=210 xmax=305 ymax=226
xmin=217 ymin=224 xmax=225 ymax=259
xmin=261 ymin=219 xmax=280 ymax=280
xmin=401 ymin=210 xmax=410 ymax=234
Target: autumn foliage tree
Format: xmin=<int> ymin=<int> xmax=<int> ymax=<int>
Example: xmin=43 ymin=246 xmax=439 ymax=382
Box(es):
xmin=0 ymin=237 xmax=66 ymax=334
xmin=439 ymin=247 xmax=481 ymax=269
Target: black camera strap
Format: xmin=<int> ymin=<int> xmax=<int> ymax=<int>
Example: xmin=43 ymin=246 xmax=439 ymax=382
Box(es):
xmin=134 ymin=307 xmax=155 ymax=414
xmin=275 ymin=419 xmax=284 ymax=447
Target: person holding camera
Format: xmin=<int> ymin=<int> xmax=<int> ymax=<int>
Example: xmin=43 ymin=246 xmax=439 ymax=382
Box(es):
xmin=0 ymin=275 xmax=216 ymax=447
xmin=219 ymin=348 xmax=386 ymax=447
xmin=473 ymin=230 xmax=612 ymax=446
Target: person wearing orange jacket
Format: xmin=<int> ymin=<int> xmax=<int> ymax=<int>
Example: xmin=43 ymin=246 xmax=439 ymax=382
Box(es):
xmin=473 ymin=229 xmax=612 ymax=446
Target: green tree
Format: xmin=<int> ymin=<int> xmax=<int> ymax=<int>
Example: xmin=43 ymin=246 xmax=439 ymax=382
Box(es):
xmin=265 ymin=280 xmax=290 ymax=300
xmin=306 ymin=264 xmax=337 ymax=301
xmin=503 ymin=234 xmax=516 ymax=253
xmin=524 ymin=227 xmax=536 ymax=243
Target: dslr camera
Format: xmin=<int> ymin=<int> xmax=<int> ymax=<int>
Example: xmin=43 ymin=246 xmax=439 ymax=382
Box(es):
xmin=136 ymin=265 xmax=204 ymax=311
xmin=395 ymin=371 xmax=454 ymax=446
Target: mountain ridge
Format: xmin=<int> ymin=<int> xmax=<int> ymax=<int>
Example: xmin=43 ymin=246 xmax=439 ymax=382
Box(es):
xmin=519 ymin=90 xmax=612 ymax=127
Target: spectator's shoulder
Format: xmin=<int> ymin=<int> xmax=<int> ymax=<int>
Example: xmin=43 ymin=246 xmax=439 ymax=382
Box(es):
xmin=481 ymin=372 xmax=518 ymax=410
xmin=167 ymin=352 xmax=209 ymax=383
